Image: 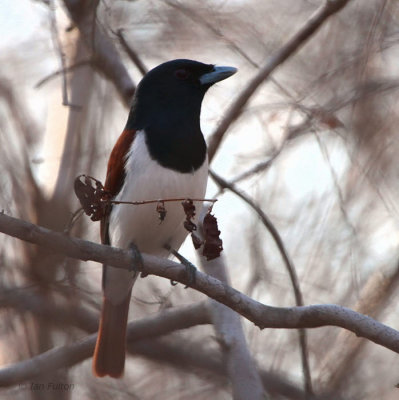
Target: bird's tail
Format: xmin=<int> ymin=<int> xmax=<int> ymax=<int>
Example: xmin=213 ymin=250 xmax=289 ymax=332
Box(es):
xmin=92 ymin=290 xmax=132 ymax=378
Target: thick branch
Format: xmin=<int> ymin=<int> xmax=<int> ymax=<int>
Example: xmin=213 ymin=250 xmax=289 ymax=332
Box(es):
xmin=0 ymin=213 xmax=399 ymax=355
xmin=207 ymin=0 xmax=352 ymax=162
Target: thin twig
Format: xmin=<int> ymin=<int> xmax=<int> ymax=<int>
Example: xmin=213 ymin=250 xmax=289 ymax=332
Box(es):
xmin=116 ymin=29 xmax=148 ymax=76
xmin=165 ymin=0 xmax=298 ymax=104
xmin=34 ymin=60 xmax=92 ymax=89
xmin=229 ymin=153 xmax=280 ymax=185
xmin=165 ymin=0 xmax=259 ymax=68
xmin=63 ymin=208 xmax=84 ymax=234
xmin=49 ymin=0 xmax=70 ymax=107
xmin=109 ymin=197 xmax=217 ymax=206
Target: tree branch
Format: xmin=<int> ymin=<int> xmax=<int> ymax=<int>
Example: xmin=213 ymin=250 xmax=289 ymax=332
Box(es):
xmin=62 ymin=0 xmax=135 ymax=105
xmin=0 ymin=302 xmax=209 ymax=387
xmin=0 ymin=213 xmax=398 ymax=355
xmin=116 ymin=29 xmax=148 ymax=77
xmin=207 ymin=0 xmax=352 ymax=162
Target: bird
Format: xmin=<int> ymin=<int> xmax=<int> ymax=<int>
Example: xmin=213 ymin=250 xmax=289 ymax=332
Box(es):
xmin=92 ymin=59 xmax=237 ymax=378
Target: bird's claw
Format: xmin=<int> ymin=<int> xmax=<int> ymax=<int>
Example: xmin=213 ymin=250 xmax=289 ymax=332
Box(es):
xmin=165 ymin=244 xmax=197 ymax=288
xmin=183 ymin=260 xmax=197 ymax=288
xmin=128 ymin=243 xmax=144 ymax=276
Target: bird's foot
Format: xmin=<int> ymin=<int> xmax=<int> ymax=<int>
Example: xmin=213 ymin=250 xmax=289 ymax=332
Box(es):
xmin=128 ymin=243 xmax=145 ymax=277
xmin=165 ymin=244 xmax=197 ymax=288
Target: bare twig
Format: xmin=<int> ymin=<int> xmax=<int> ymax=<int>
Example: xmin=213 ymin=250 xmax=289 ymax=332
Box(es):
xmin=0 ymin=213 xmax=398 ymax=356
xmin=110 ymin=197 xmax=217 ymax=206
xmin=165 ymin=0 xmax=259 ymax=68
xmin=229 ymin=152 xmax=281 ymax=185
xmin=207 ymin=0 xmax=353 ymax=162
xmin=63 ymin=208 xmax=85 ymax=234
xmin=34 ymin=60 xmax=92 ymax=89
xmin=116 ymin=29 xmax=148 ymax=76
xmin=49 ymin=0 xmax=71 ymax=106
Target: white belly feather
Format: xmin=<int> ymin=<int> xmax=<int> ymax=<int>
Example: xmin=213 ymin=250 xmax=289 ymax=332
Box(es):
xmin=105 ymin=130 xmax=208 ymax=303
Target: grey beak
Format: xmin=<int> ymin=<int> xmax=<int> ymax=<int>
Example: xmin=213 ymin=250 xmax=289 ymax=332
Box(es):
xmin=199 ymin=65 xmax=237 ymax=85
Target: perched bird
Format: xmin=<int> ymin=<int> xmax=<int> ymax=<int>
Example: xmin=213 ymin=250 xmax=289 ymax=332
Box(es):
xmin=93 ymin=59 xmax=237 ymax=378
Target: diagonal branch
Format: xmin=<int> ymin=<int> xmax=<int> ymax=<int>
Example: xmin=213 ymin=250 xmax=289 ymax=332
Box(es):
xmin=209 ymin=171 xmax=303 ymax=307
xmin=207 ymin=0 xmax=352 ymax=162
xmin=116 ymin=29 xmax=148 ymax=77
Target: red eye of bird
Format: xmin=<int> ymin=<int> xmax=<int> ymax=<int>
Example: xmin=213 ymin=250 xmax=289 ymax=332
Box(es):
xmin=174 ymin=69 xmax=190 ymax=80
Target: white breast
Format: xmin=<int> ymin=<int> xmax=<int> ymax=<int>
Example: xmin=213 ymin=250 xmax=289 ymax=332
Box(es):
xmin=104 ymin=131 xmax=208 ymax=304
xmin=105 ymin=130 xmax=208 ymax=303
xmin=109 ymin=130 xmax=208 ymax=255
